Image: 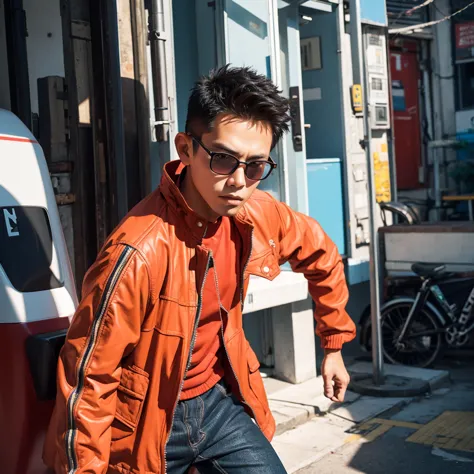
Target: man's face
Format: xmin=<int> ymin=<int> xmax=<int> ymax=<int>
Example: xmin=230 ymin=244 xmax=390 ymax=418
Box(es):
xmin=176 ymin=114 xmax=274 ymax=221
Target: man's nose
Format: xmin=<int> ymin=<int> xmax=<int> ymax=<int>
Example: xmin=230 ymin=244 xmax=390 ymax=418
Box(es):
xmin=228 ymin=165 xmax=247 ymax=187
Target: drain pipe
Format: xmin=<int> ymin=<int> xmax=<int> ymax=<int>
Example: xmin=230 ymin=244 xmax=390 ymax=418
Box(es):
xmin=148 ymin=0 xmax=169 ymax=142
xmin=4 ymin=0 xmax=32 ymax=130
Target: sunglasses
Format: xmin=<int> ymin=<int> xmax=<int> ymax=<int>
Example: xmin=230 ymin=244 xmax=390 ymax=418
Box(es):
xmin=188 ymin=134 xmax=277 ymax=181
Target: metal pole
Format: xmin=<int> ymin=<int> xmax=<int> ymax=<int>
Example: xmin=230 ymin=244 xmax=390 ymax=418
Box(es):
xmin=433 ymin=149 xmax=441 ymax=220
xmin=103 ymin=0 xmax=129 ymax=222
xmin=361 ymin=28 xmax=384 ymax=386
xmin=149 ymin=0 xmax=169 ymax=142
xmin=384 ymin=29 xmax=398 ymax=205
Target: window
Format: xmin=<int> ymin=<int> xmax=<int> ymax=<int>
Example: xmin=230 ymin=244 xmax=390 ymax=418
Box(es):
xmin=371 ymin=77 xmax=383 ymax=91
xmin=457 ymin=61 xmax=474 ymax=110
xmin=452 ymin=1 xmax=474 ymax=110
xmin=0 ymin=206 xmax=62 ymax=292
xmin=300 ymin=36 xmax=322 ymax=71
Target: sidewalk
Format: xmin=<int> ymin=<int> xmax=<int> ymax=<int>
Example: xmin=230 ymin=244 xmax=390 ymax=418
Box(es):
xmin=265 ymin=362 xmax=450 ymax=473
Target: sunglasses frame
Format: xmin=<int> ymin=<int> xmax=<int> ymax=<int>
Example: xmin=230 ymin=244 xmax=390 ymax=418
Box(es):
xmin=187 ymin=134 xmax=277 ymax=181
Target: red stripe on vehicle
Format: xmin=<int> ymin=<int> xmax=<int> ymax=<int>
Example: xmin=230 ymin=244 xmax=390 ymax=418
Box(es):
xmin=0 ymin=135 xmax=38 ymax=144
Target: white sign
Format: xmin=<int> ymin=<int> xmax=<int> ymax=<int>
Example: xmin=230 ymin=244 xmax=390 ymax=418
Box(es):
xmin=3 ymin=208 xmax=19 ymax=237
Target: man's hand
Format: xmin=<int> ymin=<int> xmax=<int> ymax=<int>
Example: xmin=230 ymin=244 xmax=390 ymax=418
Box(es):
xmin=321 ymin=349 xmax=350 ymax=403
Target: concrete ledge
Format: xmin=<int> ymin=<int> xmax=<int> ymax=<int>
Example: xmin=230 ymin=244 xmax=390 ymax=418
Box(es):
xmin=329 ymin=396 xmax=411 ymax=424
xmin=266 ymin=375 xmax=360 ymax=435
xmin=348 ymin=362 xmax=451 ymax=393
xmin=270 ymin=400 xmax=316 ymax=436
xmin=243 ymin=272 xmax=308 ymax=314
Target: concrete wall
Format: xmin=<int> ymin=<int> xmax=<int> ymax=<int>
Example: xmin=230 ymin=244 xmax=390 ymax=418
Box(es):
xmin=431 ymin=0 xmax=456 ymax=142
xmin=430 ymin=0 xmax=457 ymax=193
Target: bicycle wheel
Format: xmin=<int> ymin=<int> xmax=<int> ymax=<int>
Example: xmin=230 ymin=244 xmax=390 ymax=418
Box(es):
xmin=381 ymin=300 xmax=442 ymax=368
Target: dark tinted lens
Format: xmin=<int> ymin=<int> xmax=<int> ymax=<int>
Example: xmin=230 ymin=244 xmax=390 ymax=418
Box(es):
xmin=210 ymin=153 xmax=238 ymax=175
xmin=246 ymin=161 xmax=272 ymax=180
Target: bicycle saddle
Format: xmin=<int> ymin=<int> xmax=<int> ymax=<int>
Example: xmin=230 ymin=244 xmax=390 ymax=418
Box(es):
xmin=411 ymin=263 xmax=446 ymax=278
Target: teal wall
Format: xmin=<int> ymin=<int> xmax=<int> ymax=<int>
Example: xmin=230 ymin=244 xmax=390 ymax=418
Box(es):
xmin=172 ymin=1 xmax=199 ymax=132
xmin=172 ymin=0 xmax=217 ymax=132
xmin=300 ymin=9 xmax=344 ymax=160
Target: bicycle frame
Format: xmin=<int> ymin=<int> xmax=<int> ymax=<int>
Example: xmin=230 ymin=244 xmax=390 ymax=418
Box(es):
xmin=457 ymin=285 xmax=474 ymax=337
xmin=396 ymin=278 xmax=440 ymax=343
xmin=397 ymin=276 xmax=474 ymax=343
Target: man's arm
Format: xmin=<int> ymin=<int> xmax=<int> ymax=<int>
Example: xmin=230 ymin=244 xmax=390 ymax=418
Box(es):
xmin=43 ymin=243 xmax=152 ymax=473
xmin=274 ymin=200 xmax=356 ymax=401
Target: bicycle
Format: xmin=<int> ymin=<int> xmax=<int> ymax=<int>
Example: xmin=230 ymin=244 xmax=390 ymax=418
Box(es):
xmin=359 ymin=262 xmax=474 ymax=368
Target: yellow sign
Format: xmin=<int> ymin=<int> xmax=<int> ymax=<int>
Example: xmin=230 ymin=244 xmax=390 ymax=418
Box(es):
xmin=373 ymin=149 xmax=391 ymax=203
xmin=351 ymin=84 xmax=363 ymax=114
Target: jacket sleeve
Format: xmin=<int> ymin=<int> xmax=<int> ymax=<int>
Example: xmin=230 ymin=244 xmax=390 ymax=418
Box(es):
xmin=43 ymin=243 xmax=152 ymax=473
xmin=275 ymin=200 xmax=356 ymax=349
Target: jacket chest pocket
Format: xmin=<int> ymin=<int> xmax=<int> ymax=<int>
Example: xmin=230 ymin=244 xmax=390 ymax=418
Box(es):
xmin=246 ymin=246 xmax=280 ymax=281
xmin=111 ymin=365 xmax=150 ymax=441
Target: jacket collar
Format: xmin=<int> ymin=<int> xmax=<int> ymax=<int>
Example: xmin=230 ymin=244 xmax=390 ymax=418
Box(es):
xmin=159 ymin=160 xmax=252 ymax=242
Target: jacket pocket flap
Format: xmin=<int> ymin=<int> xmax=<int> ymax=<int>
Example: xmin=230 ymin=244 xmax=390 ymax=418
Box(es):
xmin=117 ymin=366 xmax=149 ymax=401
xmin=246 ymin=346 xmax=261 ymax=373
xmin=246 ymin=249 xmax=281 ymax=281
xmin=115 ymin=366 xmax=149 ymax=431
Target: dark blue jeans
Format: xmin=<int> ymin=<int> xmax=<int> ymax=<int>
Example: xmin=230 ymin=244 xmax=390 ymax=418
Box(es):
xmin=165 ymin=380 xmax=287 ymax=473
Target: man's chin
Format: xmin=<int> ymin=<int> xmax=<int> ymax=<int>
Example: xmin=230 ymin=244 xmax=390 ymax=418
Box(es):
xmin=214 ymin=204 xmax=242 ymax=218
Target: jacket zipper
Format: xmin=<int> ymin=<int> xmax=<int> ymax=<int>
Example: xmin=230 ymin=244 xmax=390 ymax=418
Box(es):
xmin=211 ymin=252 xmax=259 ymax=427
xmin=240 ymin=228 xmax=254 ymax=311
xmin=164 ymin=225 xmax=253 ymax=471
xmin=164 ymin=252 xmax=212 ymax=473
xmin=65 ymin=245 xmax=134 ymax=474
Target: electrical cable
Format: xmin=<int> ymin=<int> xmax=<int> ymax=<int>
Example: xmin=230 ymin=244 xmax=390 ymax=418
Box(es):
xmin=389 ymin=0 xmax=474 ymax=34
xmin=388 ymin=0 xmax=434 ymax=29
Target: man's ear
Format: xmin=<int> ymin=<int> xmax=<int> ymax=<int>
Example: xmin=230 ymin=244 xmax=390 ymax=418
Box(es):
xmin=175 ymin=133 xmax=193 ymax=165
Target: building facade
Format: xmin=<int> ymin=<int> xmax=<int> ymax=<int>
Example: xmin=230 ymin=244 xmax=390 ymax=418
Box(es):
xmin=0 ymin=0 xmax=395 ymax=382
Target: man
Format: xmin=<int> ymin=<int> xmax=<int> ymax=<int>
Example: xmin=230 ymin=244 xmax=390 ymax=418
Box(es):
xmin=44 ymin=65 xmax=356 ymax=474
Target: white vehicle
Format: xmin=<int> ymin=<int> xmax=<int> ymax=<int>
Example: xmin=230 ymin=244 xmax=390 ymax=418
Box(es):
xmin=0 ymin=109 xmax=77 ymax=474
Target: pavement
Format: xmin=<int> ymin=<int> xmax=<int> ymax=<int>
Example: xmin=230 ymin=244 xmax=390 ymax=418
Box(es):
xmin=265 ymin=356 xmax=474 ymax=474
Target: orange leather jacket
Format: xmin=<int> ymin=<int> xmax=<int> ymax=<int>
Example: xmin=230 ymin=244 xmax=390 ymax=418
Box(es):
xmin=43 ymin=160 xmax=356 ymax=474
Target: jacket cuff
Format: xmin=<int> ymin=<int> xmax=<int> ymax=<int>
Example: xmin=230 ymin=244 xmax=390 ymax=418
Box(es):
xmin=320 ymin=334 xmax=346 ymax=350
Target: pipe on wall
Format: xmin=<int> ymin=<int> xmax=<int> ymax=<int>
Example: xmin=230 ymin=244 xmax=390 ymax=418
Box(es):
xmin=101 ymin=0 xmax=128 ymax=221
xmin=3 ymin=0 xmax=32 ymax=130
xmin=148 ymin=0 xmax=170 ymax=142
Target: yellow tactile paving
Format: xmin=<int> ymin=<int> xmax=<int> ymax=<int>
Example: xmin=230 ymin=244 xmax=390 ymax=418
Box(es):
xmin=343 ymin=412 xmax=474 ymax=452
xmin=406 ymin=411 xmax=474 ymax=453
xmin=344 ymin=423 xmax=392 ymax=444
xmin=370 ymin=418 xmax=424 ymax=430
